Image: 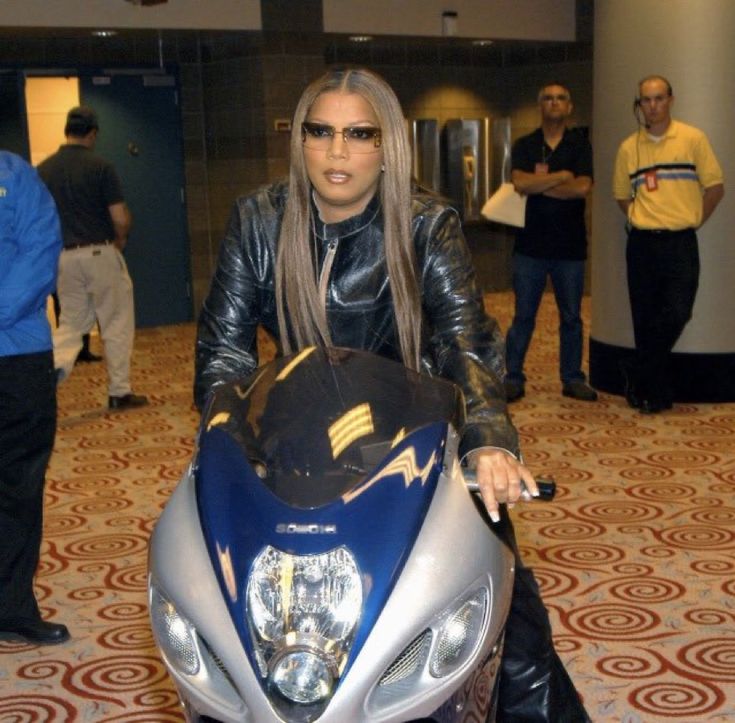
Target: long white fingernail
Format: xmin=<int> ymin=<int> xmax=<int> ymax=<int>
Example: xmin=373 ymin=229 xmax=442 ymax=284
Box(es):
xmin=490 ymin=510 xmax=500 ymax=523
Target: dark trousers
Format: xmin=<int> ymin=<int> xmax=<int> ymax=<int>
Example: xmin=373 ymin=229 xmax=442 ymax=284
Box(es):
xmin=489 ymin=506 xmax=590 ymax=722
xmin=625 ymin=228 xmax=699 ymax=402
xmin=505 ymin=254 xmax=587 ymax=385
xmin=0 ymin=351 xmax=57 ymax=622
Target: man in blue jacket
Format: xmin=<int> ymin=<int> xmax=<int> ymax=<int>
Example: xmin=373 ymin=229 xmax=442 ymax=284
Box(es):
xmin=0 ymin=151 xmax=69 ymax=645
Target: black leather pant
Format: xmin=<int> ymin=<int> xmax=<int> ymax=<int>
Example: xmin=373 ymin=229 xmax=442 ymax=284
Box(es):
xmin=0 ymin=351 xmax=57 ymax=623
xmin=491 ymin=505 xmax=591 ymax=722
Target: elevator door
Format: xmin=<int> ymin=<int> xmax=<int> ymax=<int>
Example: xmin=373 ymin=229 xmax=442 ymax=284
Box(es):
xmin=80 ymin=73 xmax=191 ymax=327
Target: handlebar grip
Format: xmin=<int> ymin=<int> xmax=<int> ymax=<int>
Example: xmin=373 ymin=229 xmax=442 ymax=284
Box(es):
xmin=534 ymin=477 xmax=557 ymax=500
xmin=464 ymin=473 xmax=557 ymax=501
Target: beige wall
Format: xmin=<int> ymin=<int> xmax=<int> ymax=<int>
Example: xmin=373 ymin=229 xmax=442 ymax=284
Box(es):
xmin=323 ymin=0 xmax=576 ymax=41
xmin=0 ymin=0 xmax=261 ymax=30
xmin=2 ymin=0 xmax=575 ymax=39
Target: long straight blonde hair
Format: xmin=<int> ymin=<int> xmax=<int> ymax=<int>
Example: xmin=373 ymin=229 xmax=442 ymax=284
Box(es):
xmin=275 ymin=67 xmax=421 ymax=371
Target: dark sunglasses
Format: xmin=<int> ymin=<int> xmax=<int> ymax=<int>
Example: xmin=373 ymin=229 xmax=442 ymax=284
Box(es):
xmin=301 ymin=121 xmax=382 ymax=152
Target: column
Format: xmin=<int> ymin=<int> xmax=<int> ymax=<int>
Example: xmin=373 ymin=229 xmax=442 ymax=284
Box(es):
xmin=589 ymin=0 xmax=735 ymax=402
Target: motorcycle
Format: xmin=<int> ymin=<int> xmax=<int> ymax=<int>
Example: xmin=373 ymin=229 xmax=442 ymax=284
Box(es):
xmin=148 ymin=346 xmax=518 ymax=722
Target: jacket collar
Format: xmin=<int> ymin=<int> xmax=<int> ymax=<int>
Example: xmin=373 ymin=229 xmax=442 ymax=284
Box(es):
xmin=312 ymin=192 xmax=382 ymax=242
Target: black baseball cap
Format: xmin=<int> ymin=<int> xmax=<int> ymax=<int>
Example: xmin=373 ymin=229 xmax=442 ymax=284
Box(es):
xmin=64 ymin=106 xmax=99 ymax=136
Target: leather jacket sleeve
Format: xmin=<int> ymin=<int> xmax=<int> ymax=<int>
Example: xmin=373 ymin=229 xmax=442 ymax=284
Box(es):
xmin=194 ymin=188 xmax=280 ymax=410
xmin=417 ymin=204 xmax=520 ymax=457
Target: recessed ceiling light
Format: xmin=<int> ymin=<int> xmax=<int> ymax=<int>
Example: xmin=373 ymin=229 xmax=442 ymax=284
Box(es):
xmin=348 ymin=35 xmax=373 ymax=43
xmin=472 ymin=39 xmax=494 ymax=47
xmin=92 ymin=30 xmax=118 ymax=37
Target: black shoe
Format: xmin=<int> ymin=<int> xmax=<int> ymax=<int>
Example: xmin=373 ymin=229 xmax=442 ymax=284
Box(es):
xmin=504 ymin=379 xmax=525 ymax=403
xmin=562 ymin=381 xmax=598 ymax=402
xmin=0 ymin=619 xmax=70 ymax=645
xmin=638 ymin=400 xmax=661 ymax=414
xmin=639 ymin=397 xmax=672 ymax=414
xmin=625 ymin=388 xmax=641 ymax=409
xmin=619 ymin=361 xmax=641 ymax=408
xmin=108 ymin=393 xmax=149 ymax=410
xmin=75 ymin=349 xmax=103 ymax=363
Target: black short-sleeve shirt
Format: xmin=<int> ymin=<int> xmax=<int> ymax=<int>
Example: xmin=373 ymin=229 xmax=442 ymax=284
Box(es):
xmin=511 ymin=127 xmax=592 ymax=260
xmin=38 ymin=144 xmax=124 ymax=247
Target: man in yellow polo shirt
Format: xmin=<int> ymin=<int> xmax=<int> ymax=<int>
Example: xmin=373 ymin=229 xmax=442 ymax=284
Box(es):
xmin=613 ymin=75 xmax=724 ymax=414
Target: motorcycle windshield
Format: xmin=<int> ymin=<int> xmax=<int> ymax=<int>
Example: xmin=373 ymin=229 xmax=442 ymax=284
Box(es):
xmin=201 ymin=346 xmax=465 ymax=508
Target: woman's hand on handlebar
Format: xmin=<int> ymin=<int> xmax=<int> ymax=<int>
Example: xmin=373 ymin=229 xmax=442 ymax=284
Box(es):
xmin=472 ymin=448 xmax=538 ymax=523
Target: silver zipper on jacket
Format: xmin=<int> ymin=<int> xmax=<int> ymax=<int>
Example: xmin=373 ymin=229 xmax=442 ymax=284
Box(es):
xmin=318 ymin=238 xmax=338 ymax=311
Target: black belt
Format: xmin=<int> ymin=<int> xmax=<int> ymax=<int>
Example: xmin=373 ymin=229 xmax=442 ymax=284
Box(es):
xmin=632 ymin=227 xmax=694 ymax=236
xmin=64 ymin=240 xmax=112 ymax=250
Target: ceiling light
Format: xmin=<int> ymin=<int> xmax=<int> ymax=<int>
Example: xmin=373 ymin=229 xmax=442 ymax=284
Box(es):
xmin=348 ymin=35 xmax=373 ymax=43
xmin=92 ymin=30 xmax=118 ymax=37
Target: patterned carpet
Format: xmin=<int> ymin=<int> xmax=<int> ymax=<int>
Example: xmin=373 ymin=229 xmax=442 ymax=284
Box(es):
xmin=1 ymin=291 xmax=733 ymax=722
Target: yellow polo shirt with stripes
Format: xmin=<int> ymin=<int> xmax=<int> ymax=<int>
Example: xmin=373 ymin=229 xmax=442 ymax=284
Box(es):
xmin=613 ymin=119 xmax=723 ymax=230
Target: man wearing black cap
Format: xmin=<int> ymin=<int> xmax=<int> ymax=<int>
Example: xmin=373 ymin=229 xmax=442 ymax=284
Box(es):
xmin=38 ymin=106 xmax=147 ymax=410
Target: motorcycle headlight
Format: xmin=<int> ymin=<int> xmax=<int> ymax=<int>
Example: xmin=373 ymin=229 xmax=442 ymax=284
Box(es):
xmin=270 ymin=647 xmax=334 ymax=703
xmin=429 ymin=588 xmax=488 ymax=678
xmin=246 ymin=545 xmax=363 ymax=705
xmin=149 ymin=585 xmax=201 ymax=676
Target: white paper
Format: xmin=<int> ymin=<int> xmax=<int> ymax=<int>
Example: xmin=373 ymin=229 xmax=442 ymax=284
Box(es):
xmin=481 ymin=182 xmax=526 ymax=228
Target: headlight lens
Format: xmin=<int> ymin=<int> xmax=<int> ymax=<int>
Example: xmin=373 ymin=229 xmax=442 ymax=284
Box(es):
xmin=270 ymin=649 xmax=333 ymax=704
xmin=149 ymin=585 xmax=201 ymax=675
xmin=246 ymin=545 xmax=362 ymax=704
xmin=429 ymin=588 xmax=488 ymax=677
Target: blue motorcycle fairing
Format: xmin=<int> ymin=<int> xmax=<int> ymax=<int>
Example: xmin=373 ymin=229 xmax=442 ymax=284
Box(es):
xmin=197 ymin=346 xmax=465 ymax=510
xmin=195 ymin=419 xmax=447 ymax=691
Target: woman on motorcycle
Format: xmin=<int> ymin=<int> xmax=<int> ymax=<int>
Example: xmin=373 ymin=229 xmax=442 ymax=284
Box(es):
xmin=195 ymin=67 xmax=590 ymax=722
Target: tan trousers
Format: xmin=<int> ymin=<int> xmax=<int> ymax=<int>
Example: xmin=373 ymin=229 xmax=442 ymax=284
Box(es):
xmin=53 ymin=244 xmax=135 ymax=398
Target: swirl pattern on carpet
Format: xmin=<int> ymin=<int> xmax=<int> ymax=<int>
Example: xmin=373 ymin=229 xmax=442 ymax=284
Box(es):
xmin=1 ymin=293 xmax=733 ymax=722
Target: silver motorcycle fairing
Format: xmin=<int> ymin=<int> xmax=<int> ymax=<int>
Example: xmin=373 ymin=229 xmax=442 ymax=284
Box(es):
xmin=149 ymin=464 xmax=257 ymax=721
xmin=150 ymin=347 xmax=514 ymax=721
xmin=345 ymin=442 xmax=514 ymax=722
xmin=149 ymin=425 xmax=514 ymax=722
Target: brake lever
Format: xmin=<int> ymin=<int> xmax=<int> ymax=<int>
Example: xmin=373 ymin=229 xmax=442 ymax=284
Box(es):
xmin=464 ymin=472 xmax=557 ymax=501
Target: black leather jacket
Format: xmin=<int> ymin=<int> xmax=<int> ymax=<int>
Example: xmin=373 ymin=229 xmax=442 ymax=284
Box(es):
xmin=195 ymin=180 xmax=519 ymax=456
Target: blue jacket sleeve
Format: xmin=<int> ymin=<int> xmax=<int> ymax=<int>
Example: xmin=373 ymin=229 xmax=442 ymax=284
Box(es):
xmin=0 ymin=153 xmax=62 ymax=330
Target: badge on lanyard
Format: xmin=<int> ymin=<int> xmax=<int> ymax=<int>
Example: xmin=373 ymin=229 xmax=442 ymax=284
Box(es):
xmin=645 ymin=169 xmax=658 ymax=191
xmin=535 ymin=162 xmax=549 ymax=175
